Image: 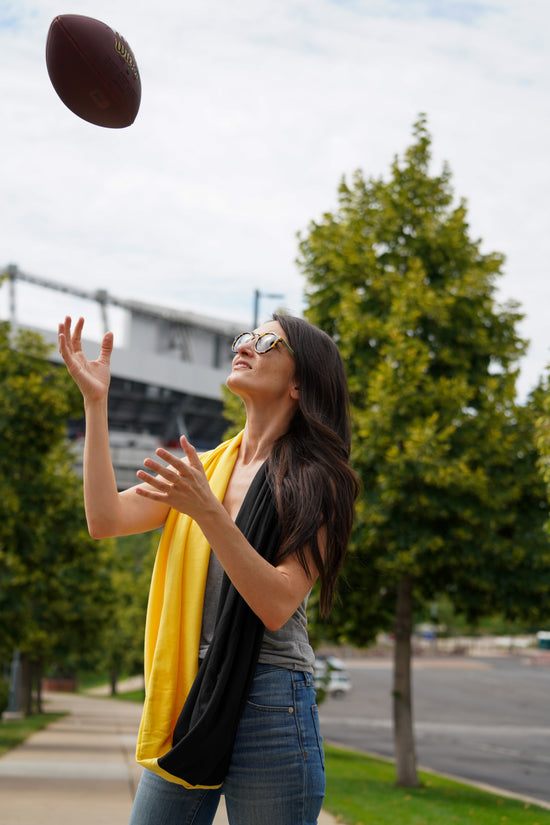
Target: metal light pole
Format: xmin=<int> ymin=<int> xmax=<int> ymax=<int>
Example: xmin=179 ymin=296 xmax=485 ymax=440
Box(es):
xmin=253 ymin=289 xmax=285 ymax=329
xmin=7 ymin=263 xmax=18 ymax=332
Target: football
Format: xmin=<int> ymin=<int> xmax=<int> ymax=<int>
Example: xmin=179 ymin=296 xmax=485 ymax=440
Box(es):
xmin=46 ymin=14 xmax=141 ymax=128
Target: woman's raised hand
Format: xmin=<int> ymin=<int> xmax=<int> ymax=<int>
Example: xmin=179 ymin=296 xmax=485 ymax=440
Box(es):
xmin=135 ymin=436 xmax=216 ymax=522
xmin=58 ymin=316 xmax=113 ymax=403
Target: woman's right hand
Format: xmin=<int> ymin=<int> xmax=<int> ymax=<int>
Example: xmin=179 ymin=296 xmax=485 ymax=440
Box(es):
xmin=58 ymin=316 xmax=113 ymax=403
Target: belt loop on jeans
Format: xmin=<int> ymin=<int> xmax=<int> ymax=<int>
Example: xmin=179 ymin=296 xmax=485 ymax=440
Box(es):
xmin=294 ymin=671 xmax=312 ymax=687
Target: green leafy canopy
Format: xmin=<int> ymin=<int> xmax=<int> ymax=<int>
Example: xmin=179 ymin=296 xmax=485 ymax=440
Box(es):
xmin=297 ymin=115 xmax=550 ymax=642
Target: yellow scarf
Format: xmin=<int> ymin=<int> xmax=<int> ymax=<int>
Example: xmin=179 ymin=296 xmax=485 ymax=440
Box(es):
xmin=135 ymin=431 xmax=243 ymax=788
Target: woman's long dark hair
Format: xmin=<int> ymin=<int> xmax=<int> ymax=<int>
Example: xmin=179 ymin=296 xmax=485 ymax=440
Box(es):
xmin=267 ymin=314 xmax=359 ymax=617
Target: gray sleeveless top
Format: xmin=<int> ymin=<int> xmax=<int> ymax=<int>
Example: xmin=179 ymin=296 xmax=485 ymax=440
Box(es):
xmin=199 ymin=551 xmax=315 ymax=673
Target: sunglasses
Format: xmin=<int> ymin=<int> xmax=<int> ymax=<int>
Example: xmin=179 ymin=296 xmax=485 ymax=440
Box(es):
xmin=232 ymin=331 xmax=294 ymax=356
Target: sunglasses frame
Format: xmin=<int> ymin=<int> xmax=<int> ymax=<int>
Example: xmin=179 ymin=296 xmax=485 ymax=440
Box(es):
xmin=232 ymin=331 xmax=294 ymax=356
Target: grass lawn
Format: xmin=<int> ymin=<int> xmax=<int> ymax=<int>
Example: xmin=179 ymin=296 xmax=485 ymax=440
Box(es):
xmin=109 ymin=688 xmax=145 ymax=703
xmin=0 ymin=713 xmax=65 ymax=758
xmin=324 ymin=744 xmax=550 ymax=825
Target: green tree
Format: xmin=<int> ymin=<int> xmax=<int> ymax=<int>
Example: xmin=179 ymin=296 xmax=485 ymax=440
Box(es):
xmin=532 ymin=373 xmax=550 ymax=593
xmin=221 ymin=384 xmax=246 ymax=440
xmin=0 ymin=321 xmax=115 ymax=712
xmin=297 ymin=116 xmax=550 ymax=785
xmin=535 ymin=373 xmax=550 ymax=505
xmin=98 ymin=531 xmax=158 ymax=695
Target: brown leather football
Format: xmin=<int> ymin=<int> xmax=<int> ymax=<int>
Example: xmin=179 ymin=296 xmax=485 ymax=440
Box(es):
xmin=46 ymin=14 xmax=141 ymax=128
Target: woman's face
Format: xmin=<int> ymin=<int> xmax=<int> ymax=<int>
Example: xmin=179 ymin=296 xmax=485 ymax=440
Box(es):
xmin=226 ymin=321 xmax=298 ymax=406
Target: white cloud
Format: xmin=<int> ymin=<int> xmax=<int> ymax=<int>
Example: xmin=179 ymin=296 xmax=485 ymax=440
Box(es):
xmin=1 ymin=0 xmax=549 ymax=397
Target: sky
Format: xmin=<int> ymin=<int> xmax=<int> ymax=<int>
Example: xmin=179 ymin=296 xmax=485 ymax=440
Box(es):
xmin=1 ymin=0 xmax=549 ymax=399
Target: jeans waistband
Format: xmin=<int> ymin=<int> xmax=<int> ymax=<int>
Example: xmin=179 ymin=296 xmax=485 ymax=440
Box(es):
xmin=255 ymin=662 xmax=314 ymax=687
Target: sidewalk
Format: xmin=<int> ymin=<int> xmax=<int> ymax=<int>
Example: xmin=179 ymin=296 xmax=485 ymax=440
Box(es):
xmin=0 ymin=691 xmax=337 ymax=825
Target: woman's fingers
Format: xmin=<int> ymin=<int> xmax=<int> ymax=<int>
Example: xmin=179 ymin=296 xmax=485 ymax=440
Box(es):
xmin=97 ymin=330 xmax=114 ymax=365
xmin=58 ymin=316 xmax=82 ymax=357
xmin=71 ymin=316 xmax=84 ymax=346
xmin=180 ymin=435 xmax=201 ymax=467
xmin=136 ymin=468 xmax=172 ymax=491
xmin=142 ymin=456 xmax=181 ymax=484
xmin=153 ymin=447 xmax=189 ymax=474
xmin=136 ymin=443 xmax=204 ymax=501
xmin=136 ymin=440 xmax=212 ymax=518
xmin=58 ymin=319 xmax=78 ymax=367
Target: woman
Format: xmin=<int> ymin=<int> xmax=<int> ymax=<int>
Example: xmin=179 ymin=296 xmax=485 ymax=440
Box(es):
xmin=58 ymin=312 xmax=358 ymax=825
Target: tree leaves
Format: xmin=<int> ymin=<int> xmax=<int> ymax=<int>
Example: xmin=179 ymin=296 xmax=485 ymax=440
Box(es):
xmin=0 ymin=323 xmax=116 ymax=678
xmin=297 ymin=115 xmax=549 ymax=637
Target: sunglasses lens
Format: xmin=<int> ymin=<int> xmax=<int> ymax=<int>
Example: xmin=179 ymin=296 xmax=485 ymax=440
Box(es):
xmin=232 ymin=332 xmax=254 ymax=352
xmin=255 ymin=333 xmax=278 ymax=353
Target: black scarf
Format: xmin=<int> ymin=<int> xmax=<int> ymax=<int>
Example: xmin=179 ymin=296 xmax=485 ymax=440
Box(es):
xmin=158 ymin=463 xmax=281 ymax=786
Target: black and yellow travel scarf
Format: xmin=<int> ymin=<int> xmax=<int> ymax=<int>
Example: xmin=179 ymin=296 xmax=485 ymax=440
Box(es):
xmin=135 ymin=431 xmax=281 ymax=788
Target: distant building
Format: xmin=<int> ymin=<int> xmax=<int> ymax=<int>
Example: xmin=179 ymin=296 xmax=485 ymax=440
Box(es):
xmin=5 ymin=265 xmax=244 ymax=489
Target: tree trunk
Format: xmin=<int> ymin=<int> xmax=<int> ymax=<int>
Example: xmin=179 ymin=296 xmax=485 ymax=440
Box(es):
xmin=34 ymin=659 xmax=44 ymax=714
xmin=110 ymin=668 xmax=119 ymax=696
xmin=392 ymin=574 xmax=419 ymax=787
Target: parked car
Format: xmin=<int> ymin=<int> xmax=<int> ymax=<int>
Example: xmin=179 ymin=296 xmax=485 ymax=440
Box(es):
xmin=314 ymin=655 xmax=351 ymax=698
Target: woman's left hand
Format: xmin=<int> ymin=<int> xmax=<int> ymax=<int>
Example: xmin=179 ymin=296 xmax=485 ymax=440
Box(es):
xmin=135 ymin=436 xmax=216 ymax=521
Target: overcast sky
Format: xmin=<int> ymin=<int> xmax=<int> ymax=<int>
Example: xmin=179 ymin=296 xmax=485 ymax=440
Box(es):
xmin=1 ymin=0 xmax=549 ymax=399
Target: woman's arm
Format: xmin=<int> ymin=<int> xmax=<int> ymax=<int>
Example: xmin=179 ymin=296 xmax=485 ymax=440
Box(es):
xmin=82 ymin=394 xmax=169 ymax=537
xmin=58 ymin=316 xmax=170 ymax=538
xmin=136 ymin=437 xmax=322 ymax=629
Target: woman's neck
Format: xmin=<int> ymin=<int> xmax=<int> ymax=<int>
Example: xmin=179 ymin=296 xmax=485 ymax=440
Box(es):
xmin=238 ymin=410 xmax=292 ymax=466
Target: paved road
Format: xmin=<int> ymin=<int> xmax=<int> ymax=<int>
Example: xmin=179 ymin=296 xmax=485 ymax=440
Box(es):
xmin=318 ymin=655 xmax=550 ymax=807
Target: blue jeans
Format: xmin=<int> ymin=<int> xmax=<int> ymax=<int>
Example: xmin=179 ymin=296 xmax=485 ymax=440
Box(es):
xmin=129 ymin=664 xmax=326 ymax=825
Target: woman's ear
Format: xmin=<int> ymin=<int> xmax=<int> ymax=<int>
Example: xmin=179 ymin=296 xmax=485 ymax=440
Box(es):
xmin=290 ymin=385 xmax=300 ymax=401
